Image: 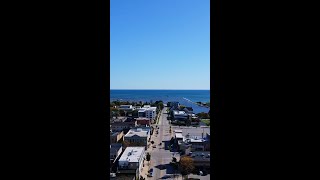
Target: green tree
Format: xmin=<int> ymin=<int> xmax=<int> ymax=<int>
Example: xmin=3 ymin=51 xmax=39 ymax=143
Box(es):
xmin=146 ymin=152 xmax=151 ymax=165
xmin=119 ymin=110 xmax=125 ymax=116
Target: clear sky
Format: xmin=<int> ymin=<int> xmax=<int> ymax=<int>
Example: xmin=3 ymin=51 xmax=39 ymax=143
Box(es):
xmin=110 ymin=0 xmax=210 ymax=90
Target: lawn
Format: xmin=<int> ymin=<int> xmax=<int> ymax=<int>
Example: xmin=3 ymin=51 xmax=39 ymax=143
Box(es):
xmin=201 ymin=119 xmax=210 ymax=126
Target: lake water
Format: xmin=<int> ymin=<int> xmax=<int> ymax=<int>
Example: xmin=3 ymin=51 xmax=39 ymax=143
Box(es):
xmin=110 ymin=90 xmax=210 ymax=113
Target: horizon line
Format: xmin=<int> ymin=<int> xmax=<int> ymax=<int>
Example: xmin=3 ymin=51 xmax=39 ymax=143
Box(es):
xmin=110 ymin=89 xmax=210 ymax=90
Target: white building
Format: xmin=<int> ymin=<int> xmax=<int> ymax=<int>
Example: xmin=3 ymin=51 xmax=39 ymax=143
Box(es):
xmin=118 ymin=147 xmax=145 ymax=174
xmin=138 ymin=106 xmax=157 ymax=120
xmin=173 ymin=110 xmax=188 ymax=120
xmin=119 ymin=105 xmax=135 ymax=111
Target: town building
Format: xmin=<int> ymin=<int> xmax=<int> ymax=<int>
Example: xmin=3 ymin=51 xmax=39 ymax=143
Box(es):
xmin=188 ymin=151 xmax=210 ymax=168
xmin=138 ymin=106 xmax=157 ymax=120
xmin=111 ymin=117 xmax=137 ymax=133
xmin=172 ymin=110 xmax=188 ymax=121
xmin=117 ymin=147 xmax=145 ymax=179
xmin=110 ymin=143 xmax=123 ymax=163
xmin=119 ymin=105 xmax=135 ymax=111
xmin=123 ymin=127 xmax=151 ymax=149
xmin=110 ymin=131 xmax=124 ymax=143
xmin=136 ymin=117 xmax=151 ymax=126
xmin=174 ymin=128 xmax=210 ymax=154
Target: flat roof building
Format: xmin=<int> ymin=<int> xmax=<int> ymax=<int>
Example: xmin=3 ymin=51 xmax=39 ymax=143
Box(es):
xmin=118 ymin=147 xmax=145 ymax=177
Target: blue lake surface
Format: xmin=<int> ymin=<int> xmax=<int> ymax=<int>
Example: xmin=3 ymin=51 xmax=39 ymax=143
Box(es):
xmin=110 ymin=90 xmax=210 ymax=113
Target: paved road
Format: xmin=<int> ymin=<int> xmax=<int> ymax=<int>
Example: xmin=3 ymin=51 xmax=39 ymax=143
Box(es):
xmin=149 ymin=107 xmax=181 ymax=180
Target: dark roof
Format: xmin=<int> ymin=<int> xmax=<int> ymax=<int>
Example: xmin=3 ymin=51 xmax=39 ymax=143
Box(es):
xmin=189 ymin=151 xmax=210 ymax=161
xmin=110 ymin=143 xmax=122 ymax=153
xmin=185 ymin=107 xmax=193 ymax=111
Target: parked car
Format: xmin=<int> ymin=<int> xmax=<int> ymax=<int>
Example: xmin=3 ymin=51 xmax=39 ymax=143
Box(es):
xmin=148 ymin=171 xmax=154 ymax=177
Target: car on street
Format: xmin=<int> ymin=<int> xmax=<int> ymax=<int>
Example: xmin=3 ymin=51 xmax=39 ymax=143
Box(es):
xmin=152 ymin=145 xmax=156 ymax=148
xmin=148 ymin=171 xmax=154 ymax=177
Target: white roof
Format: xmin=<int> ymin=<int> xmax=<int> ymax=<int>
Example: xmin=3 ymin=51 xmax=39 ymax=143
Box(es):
xmin=173 ymin=111 xmax=186 ymax=115
xmin=174 ymin=130 xmax=182 ymax=133
xmin=143 ymin=105 xmax=151 ymax=108
xmin=125 ymin=129 xmax=149 ymax=137
xmin=146 ymin=107 xmax=156 ymax=111
xmin=118 ymin=147 xmax=145 ymax=163
xmin=138 ymin=108 xmax=147 ymax=112
xmin=175 ymin=133 xmax=183 ymax=138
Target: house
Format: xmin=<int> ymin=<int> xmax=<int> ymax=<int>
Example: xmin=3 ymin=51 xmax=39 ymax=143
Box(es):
xmin=123 ymin=127 xmax=151 ymax=149
xmin=110 ymin=143 xmax=123 ymax=163
xmin=117 ymin=147 xmax=145 ymax=179
xmin=110 ymin=131 xmax=124 ymax=143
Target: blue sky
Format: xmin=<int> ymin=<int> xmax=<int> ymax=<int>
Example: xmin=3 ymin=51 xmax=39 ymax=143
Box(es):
xmin=110 ymin=0 xmax=210 ymax=90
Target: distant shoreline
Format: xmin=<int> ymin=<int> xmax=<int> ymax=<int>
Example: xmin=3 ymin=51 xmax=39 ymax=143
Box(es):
xmin=110 ymin=89 xmax=210 ymax=91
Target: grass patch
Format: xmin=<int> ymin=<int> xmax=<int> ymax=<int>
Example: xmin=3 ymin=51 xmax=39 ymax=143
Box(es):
xmin=201 ymin=119 xmax=210 ymax=126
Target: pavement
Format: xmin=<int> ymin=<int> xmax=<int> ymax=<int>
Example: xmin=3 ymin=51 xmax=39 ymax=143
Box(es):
xmin=145 ymin=107 xmax=182 ymax=180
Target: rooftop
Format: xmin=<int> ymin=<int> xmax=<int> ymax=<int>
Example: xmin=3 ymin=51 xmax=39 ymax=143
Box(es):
xmin=118 ymin=147 xmax=145 ymax=163
xmin=175 ymin=133 xmax=183 ymax=139
xmin=189 ymin=151 xmax=210 ymax=160
xmin=111 ymin=131 xmax=122 ymax=136
xmin=110 ymin=143 xmax=122 ymax=152
xmin=119 ymin=105 xmax=132 ymax=108
xmin=173 ymin=110 xmax=187 ymax=115
xmin=124 ymin=128 xmax=149 ymax=137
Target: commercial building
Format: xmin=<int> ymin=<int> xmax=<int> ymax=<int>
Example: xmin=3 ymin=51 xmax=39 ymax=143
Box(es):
xmin=110 ymin=143 xmax=123 ymax=163
xmin=117 ymin=147 xmax=145 ymax=178
xmin=188 ymin=151 xmax=210 ymax=167
xmin=111 ymin=117 xmax=137 ymax=133
xmin=138 ymin=106 xmax=157 ymax=120
xmin=172 ymin=110 xmax=188 ymax=121
xmin=174 ymin=127 xmax=210 ymax=153
xmin=119 ymin=105 xmax=135 ymax=111
xmin=123 ymin=127 xmax=151 ymax=149
xmin=110 ymin=131 xmax=124 ymax=143
xmin=136 ymin=117 xmax=151 ymax=126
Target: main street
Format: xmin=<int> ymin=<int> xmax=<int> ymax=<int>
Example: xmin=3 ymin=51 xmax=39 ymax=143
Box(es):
xmin=149 ymin=106 xmax=181 ymax=180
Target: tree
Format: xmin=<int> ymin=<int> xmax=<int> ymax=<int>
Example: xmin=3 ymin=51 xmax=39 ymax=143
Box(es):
xmin=151 ymin=141 xmax=154 ymax=144
xmin=146 ymin=152 xmax=151 ymax=166
xmin=119 ymin=109 xmax=125 ymax=116
xmin=179 ymin=156 xmax=195 ymax=179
